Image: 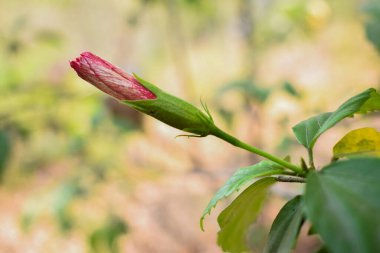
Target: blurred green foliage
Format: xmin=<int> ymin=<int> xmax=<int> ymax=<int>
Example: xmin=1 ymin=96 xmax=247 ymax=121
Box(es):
xmin=0 ymin=0 xmax=379 ymax=252
xmin=0 ymin=130 xmax=11 ymax=181
xmin=363 ymin=1 xmax=380 ymax=53
xmin=89 ymin=215 xmax=128 ymax=253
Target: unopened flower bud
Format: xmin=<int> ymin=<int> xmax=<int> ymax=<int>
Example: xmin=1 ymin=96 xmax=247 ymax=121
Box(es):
xmin=70 ymin=52 xmax=156 ymax=100
xmin=70 ymin=52 xmax=215 ymax=136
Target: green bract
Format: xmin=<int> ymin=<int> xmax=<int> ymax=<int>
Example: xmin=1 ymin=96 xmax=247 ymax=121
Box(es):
xmin=122 ymin=74 xmax=216 ymax=137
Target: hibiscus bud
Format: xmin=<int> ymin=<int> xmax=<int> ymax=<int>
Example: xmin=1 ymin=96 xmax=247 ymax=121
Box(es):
xmin=70 ymin=52 xmax=156 ymax=100
xmin=70 ymin=52 xmax=215 ymax=136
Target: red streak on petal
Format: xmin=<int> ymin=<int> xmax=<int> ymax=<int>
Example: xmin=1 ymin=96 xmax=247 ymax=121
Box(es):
xmin=70 ymin=52 xmax=156 ymax=100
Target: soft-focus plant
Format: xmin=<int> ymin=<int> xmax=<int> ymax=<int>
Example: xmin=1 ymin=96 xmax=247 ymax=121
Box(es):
xmin=363 ymin=0 xmax=380 ymax=54
xmin=71 ymin=52 xmax=380 ymax=253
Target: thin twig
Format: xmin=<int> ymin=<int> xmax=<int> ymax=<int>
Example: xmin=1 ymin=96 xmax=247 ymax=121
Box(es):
xmin=276 ymin=176 xmax=306 ymax=183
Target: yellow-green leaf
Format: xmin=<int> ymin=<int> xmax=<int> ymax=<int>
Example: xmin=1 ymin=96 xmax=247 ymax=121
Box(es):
xmin=333 ymin=128 xmax=380 ymax=158
xmin=217 ymin=177 xmax=276 ymax=253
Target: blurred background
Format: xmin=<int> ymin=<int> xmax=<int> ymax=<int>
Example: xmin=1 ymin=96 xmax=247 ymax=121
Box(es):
xmin=0 ymin=0 xmax=379 ymax=252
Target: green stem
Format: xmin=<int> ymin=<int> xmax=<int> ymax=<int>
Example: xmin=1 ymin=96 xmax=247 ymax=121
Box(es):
xmin=308 ymin=148 xmax=316 ymax=170
xmin=211 ymin=126 xmax=303 ymax=174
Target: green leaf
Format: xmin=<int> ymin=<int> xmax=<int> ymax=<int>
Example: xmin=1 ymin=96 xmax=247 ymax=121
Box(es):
xmin=217 ymin=177 xmax=276 ymax=253
xmin=358 ymin=91 xmax=380 ymax=113
xmin=304 ymin=158 xmax=380 ymax=253
xmin=282 ymin=82 xmax=301 ymax=98
xmin=263 ymin=196 xmax=304 ymax=253
xmin=292 ymin=112 xmax=332 ymax=149
xmin=333 ymin=127 xmax=380 ymax=158
xmin=200 ymin=161 xmax=284 ymax=230
xmin=292 ymin=88 xmax=380 ymax=149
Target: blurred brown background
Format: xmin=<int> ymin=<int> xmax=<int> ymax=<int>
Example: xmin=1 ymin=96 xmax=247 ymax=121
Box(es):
xmin=0 ymin=0 xmax=379 ymax=252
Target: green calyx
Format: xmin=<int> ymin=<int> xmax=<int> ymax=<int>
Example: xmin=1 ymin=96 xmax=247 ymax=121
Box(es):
xmin=122 ymin=74 xmax=215 ymax=136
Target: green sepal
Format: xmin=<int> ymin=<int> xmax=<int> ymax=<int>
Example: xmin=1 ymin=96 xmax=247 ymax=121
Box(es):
xmin=121 ymin=74 xmax=215 ymax=136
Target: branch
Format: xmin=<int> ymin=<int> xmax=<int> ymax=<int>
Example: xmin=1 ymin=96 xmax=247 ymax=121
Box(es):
xmin=276 ymin=176 xmax=306 ymax=183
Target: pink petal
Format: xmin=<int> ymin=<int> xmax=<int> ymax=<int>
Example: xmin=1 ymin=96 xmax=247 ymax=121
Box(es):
xmin=70 ymin=52 xmax=156 ymax=100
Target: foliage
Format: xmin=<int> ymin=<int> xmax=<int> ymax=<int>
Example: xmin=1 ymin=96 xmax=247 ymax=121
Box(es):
xmin=1 ymin=0 xmax=379 ymax=252
xmin=201 ymin=88 xmax=380 ymax=253
xmin=217 ymin=177 xmax=276 ymax=253
xmin=333 ymin=127 xmax=380 ymax=158
xmin=363 ymin=0 xmax=380 ymax=53
xmin=200 ymin=160 xmax=284 ymax=230
xmin=304 ymin=158 xmax=380 ymax=253
xmin=72 ymin=49 xmax=380 ymax=252
xmin=89 ymin=215 xmax=128 ymax=253
xmin=264 ymin=196 xmax=303 ymax=253
xmin=292 ymin=88 xmax=378 ymax=150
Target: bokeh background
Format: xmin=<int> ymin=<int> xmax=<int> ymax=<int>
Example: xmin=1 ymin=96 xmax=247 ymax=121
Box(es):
xmin=0 ymin=0 xmax=379 ymax=252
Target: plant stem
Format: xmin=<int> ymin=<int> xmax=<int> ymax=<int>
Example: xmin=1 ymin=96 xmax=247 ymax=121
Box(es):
xmin=276 ymin=176 xmax=306 ymax=183
xmin=211 ymin=126 xmax=303 ymax=174
xmin=308 ymin=148 xmax=316 ymax=170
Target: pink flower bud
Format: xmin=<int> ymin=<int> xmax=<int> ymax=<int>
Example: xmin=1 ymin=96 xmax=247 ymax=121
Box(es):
xmin=70 ymin=52 xmax=216 ymax=137
xmin=70 ymin=52 xmax=156 ymax=100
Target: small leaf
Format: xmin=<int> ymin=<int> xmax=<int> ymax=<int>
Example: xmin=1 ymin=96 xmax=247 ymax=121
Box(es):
xmin=333 ymin=127 xmax=380 ymax=158
xmin=217 ymin=80 xmax=271 ymax=103
xmin=217 ymin=177 xmax=276 ymax=253
xmin=292 ymin=88 xmax=380 ymax=149
xmin=282 ymin=82 xmax=301 ymax=98
xmin=304 ymin=158 xmax=380 ymax=253
xmin=264 ymin=196 xmax=304 ymax=253
xmin=292 ymin=112 xmax=332 ymax=149
xmin=200 ymin=161 xmax=284 ymax=230
xmin=358 ymin=91 xmax=380 ymax=113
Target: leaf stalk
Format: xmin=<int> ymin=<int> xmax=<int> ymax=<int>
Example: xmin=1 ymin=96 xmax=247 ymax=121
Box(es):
xmin=308 ymin=148 xmax=316 ymax=170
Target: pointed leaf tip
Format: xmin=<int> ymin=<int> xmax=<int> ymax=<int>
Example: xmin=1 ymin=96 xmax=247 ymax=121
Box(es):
xmin=293 ymin=88 xmax=380 ymax=149
xmin=200 ymin=161 xmax=284 ymax=230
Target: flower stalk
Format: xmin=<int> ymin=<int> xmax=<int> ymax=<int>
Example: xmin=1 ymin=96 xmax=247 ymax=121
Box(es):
xmin=70 ymin=51 xmax=303 ymax=174
xmin=210 ymin=126 xmax=303 ymax=174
